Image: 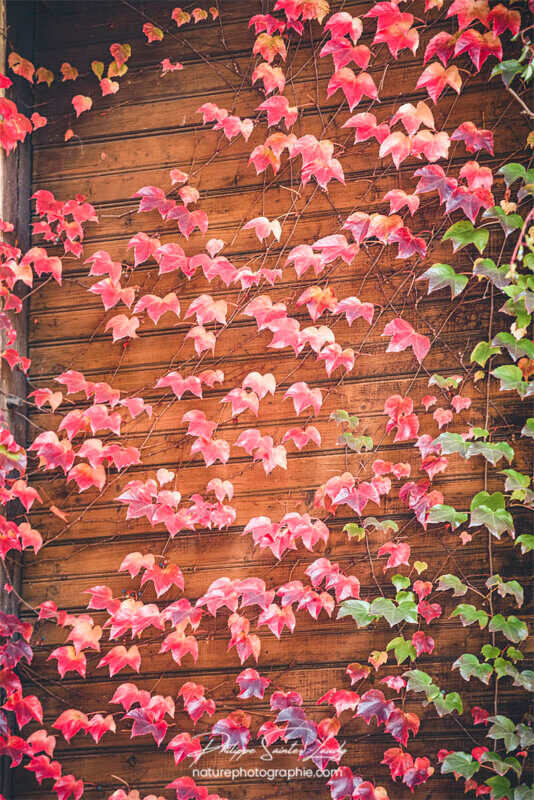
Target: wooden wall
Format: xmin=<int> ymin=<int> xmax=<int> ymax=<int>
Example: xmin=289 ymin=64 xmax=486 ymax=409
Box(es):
xmin=13 ymin=1 xmax=531 ymax=799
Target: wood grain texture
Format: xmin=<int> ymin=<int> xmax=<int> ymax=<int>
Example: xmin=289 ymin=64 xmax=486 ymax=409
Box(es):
xmin=11 ymin=2 xmax=532 ymax=800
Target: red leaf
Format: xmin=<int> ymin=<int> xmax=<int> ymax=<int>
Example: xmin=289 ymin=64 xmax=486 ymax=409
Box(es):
xmin=377 ymin=541 xmax=411 ymax=570
xmin=356 ymin=689 xmax=395 ymax=725
xmin=416 ymin=63 xmax=462 ymax=104
xmin=327 ymin=68 xmax=378 ymax=111
xmin=383 ymin=318 xmax=430 ymax=363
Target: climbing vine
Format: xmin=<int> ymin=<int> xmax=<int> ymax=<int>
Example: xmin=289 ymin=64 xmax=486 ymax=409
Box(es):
xmin=0 ymin=1 xmax=532 ymax=800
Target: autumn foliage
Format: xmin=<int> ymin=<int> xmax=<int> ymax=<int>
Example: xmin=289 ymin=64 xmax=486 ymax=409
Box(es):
xmin=0 ymin=2 xmax=532 ymax=800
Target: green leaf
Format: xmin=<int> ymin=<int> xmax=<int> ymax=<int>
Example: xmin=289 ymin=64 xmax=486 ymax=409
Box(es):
xmin=516 ymin=723 xmax=534 ymax=748
xmin=442 ymin=220 xmax=489 ymax=254
xmin=337 ymin=432 xmax=373 ymax=452
xmin=506 ymin=647 xmax=524 ymax=663
xmin=502 ymin=469 xmax=531 ymax=493
xmin=473 ymin=258 xmax=511 ymax=289
xmin=489 ymin=614 xmax=528 ymax=643
xmin=419 ymin=263 xmax=468 ymax=298
xmin=466 ymin=441 xmax=515 ymax=466
xmin=403 ymin=669 xmax=439 ymax=698
xmin=481 ymin=644 xmax=501 ymax=661
xmin=486 ymin=775 xmax=513 ymax=800
xmin=494 ymin=657 xmax=514 ymax=679
xmin=514 ymin=785 xmax=534 ymax=800
xmin=521 ymin=418 xmax=534 ymax=438
xmin=493 ymin=333 xmax=534 ymax=361
xmin=386 ymin=635 xmax=416 ymax=664
xmin=437 ymin=574 xmax=468 ymax=596
xmin=428 ymin=373 xmax=462 ymax=390
xmin=441 ymin=751 xmax=479 ymax=779
xmin=391 ymin=574 xmax=410 ymax=591
xmin=483 ymin=206 xmax=525 ymax=238
xmin=487 ymin=715 xmax=520 ymax=752
xmin=108 ymin=60 xmax=128 ymax=78
xmin=363 ymin=517 xmax=398 ymax=534
xmin=91 ymin=60 xmax=104 ymax=80
xmin=453 ymin=653 xmax=493 ymax=684
xmin=513 ymin=670 xmax=534 ymax=692
xmin=498 ymin=162 xmax=527 ymax=186
xmin=370 ymin=597 xmax=418 ymax=626
xmin=433 ymin=691 xmax=462 ymax=716
xmin=330 ymin=409 xmax=350 ymax=423
xmin=427 ymin=504 xmax=468 ymax=529
xmin=470 ymin=491 xmax=515 ymax=539
xmin=482 ymin=751 xmax=523 ymax=778
xmin=492 ymin=365 xmax=531 ymax=397
xmin=516 ymin=534 xmax=534 ymax=553
xmin=337 ymin=599 xmax=375 ymax=628
xmin=434 ymin=432 xmax=471 ymax=458
xmin=486 ymin=575 xmax=524 ymax=607
xmin=471 ymin=340 xmax=501 ymax=367
xmin=492 ymin=59 xmax=524 ymax=87
xmin=343 ymin=523 xmax=365 ymax=541
xmin=450 ymin=603 xmax=489 ymax=629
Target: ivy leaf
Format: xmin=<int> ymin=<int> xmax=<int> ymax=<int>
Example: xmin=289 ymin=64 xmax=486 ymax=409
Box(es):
xmin=386 ymin=635 xmax=416 ymax=664
xmin=489 ymin=614 xmax=528 ymax=643
xmin=338 ymin=599 xmax=375 ymax=628
xmin=498 ymin=163 xmax=526 ymax=186
xmin=470 ymin=491 xmax=515 ymax=539
xmin=427 ymin=504 xmax=468 ymax=529
xmin=428 ymin=373 xmax=462 ymax=390
xmin=337 ymin=432 xmax=373 ymax=452
xmin=434 ymin=432 xmax=471 ymax=458
xmin=502 ymin=469 xmax=531 ymax=492
xmin=516 ymin=723 xmax=534 ymax=748
xmin=391 ymin=574 xmax=410 ymax=591
xmin=482 ymin=206 xmax=524 ymax=238
xmin=516 ymin=534 xmax=534 ymax=553
xmin=414 ymin=561 xmax=428 ymax=574
xmin=453 ymin=653 xmax=493 ymax=684
xmin=466 ymin=441 xmax=515 ymax=466
xmin=506 ymin=647 xmax=524 ymax=663
xmin=514 ymin=785 xmax=534 ymax=800
xmin=494 ymin=657 xmax=516 ymax=679
xmin=491 ymin=59 xmax=524 ymax=86
xmin=486 ymin=575 xmax=524 ymax=607
xmin=514 ymin=671 xmax=534 ymax=692
xmin=450 ymin=603 xmax=489 ymax=629
xmin=482 ymin=752 xmax=523 ymax=778
xmin=433 ymin=691 xmax=463 ymax=716
xmin=485 ymin=775 xmax=513 ymax=800
xmin=471 ymin=340 xmax=501 ymax=367
xmin=437 ymin=574 xmax=468 ymax=596
xmin=330 ymin=410 xmax=359 ymax=428
xmin=521 ymin=418 xmax=534 ymax=438
xmin=481 ymin=644 xmax=501 ymax=660
xmin=363 ymin=517 xmax=399 ymax=534
xmin=441 ymin=751 xmax=479 ymax=779
xmin=403 ymin=669 xmax=439 ymax=698
xmin=486 ymin=716 xmax=520 ymax=752
xmin=493 ymin=365 xmax=533 ymax=397
xmin=442 ymin=220 xmax=489 ymax=254
xmin=473 ymin=258 xmax=512 ymax=289
xmin=369 ymin=598 xmax=401 ymax=626
xmin=343 ymin=523 xmax=365 ymax=541
xmin=494 ymin=333 xmax=534 ymax=361
xmin=91 ymin=60 xmax=104 ymax=80
xmin=419 ymin=263 xmax=468 ymax=298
